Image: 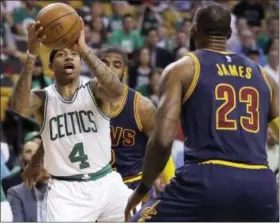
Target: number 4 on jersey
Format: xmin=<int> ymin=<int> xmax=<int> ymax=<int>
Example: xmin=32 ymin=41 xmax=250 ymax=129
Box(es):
xmin=69 ymin=142 xmax=90 ymax=169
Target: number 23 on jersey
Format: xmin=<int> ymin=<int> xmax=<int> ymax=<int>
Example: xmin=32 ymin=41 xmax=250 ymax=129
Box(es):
xmin=215 ymin=83 xmax=259 ymax=133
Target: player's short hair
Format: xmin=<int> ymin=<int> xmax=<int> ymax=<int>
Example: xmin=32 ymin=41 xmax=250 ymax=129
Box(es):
xmin=49 ymin=49 xmax=81 ymax=64
xmin=96 ymin=47 xmax=128 ymax=66
xmin=49 ymin=49 xmax=58 ymax=64
xmin=195 ymin=3 xmax=231 ymax=37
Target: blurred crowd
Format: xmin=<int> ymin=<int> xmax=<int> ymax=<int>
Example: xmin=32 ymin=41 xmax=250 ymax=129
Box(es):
xmin=0 ymin=0 xmax=279 ymax=222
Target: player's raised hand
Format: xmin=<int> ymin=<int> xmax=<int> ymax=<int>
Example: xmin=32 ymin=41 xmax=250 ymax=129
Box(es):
xmin=27 ymin=21 xmax=46 ymax=56
xmin=71 ymin=17 xmax=88 ymax=54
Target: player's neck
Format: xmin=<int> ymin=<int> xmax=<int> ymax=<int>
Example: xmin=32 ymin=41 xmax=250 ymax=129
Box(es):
xmin=55 ymin=78 xmax=80 ymax=100
xmin=198 ymin=36 xmax=227 ymax=52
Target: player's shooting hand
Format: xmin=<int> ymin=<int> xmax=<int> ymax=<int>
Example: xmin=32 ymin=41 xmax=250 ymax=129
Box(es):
xmin=125 ymin=190 xmax=146 ymax=221
xmin=27 ymin=21 xmax=46 ymax=56
xmin=71 ymin=17 xmax=88 ymax=54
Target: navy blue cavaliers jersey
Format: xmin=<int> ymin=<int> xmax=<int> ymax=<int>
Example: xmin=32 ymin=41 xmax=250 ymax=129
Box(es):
xmin=181 ymin=49 xmax=271 ymax=165
xmin=110 ymin=86 xmax=148 ymax=187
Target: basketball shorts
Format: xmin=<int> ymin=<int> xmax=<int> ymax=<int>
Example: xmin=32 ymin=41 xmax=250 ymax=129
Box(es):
xmin=131 ymin=162 xmax=279 ymax=222
xmin=46 ymin=171 xmax=132 ymax=221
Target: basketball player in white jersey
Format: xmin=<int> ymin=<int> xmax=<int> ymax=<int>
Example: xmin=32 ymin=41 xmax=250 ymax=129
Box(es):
xmin=11 ymin=20 xmax=133 ymax=221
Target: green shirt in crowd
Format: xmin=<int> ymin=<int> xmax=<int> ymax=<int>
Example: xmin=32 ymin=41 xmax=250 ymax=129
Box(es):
xmin=13 ymin=6 xmax=40 ymax=25
xmin=109 ymin=30 xmax=143 ymax=54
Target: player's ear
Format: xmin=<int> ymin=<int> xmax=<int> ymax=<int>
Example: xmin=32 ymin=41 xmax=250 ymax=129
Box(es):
xmin=49 ymin=63 xmax=54 ymax=71
xmin=190 ymin=23 xmax=197 ymax=39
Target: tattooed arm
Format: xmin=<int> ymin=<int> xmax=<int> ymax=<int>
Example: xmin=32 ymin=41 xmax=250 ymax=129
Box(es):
xmin=81 ymin=47 xmax=123 ymax=102
xmin=11 ymin=21 xmax=46 ymax=117
xmin=11 ymin=55 xmax=45 ymax=117
xmin=72 ymin=24 xmax=123 ymax=103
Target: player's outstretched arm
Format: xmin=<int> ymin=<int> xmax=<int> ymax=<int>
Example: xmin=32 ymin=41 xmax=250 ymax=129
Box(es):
xmin=139 ymin=60 xmax=186 ymax=191
xmin=11 ymin=21 xmax=46 ymax=117
xmin=137 ymin=95 xmax=175 ymax=184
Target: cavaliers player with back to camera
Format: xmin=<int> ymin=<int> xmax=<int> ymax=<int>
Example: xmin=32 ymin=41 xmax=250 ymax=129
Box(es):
xmin=11 ymin=19 xmax=133 ymax=221
xmin=125 ymin=2 xmax=279 ymax=222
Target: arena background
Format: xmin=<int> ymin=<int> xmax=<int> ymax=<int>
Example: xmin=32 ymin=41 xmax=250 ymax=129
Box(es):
xmin=0 ymin=0 xmax=279 ymax=221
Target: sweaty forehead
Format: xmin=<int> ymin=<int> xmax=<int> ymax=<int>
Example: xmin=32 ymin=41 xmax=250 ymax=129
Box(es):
xmin=100 ymin=53 xmax=124 ymax=64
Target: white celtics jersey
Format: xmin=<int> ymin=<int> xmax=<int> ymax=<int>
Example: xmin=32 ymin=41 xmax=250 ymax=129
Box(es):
xmin=40 ymin=80 xmax=111 ymax=176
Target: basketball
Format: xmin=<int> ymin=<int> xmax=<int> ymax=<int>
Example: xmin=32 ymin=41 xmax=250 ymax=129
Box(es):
xmin=36 ymin=3 xmax=82 ymax=49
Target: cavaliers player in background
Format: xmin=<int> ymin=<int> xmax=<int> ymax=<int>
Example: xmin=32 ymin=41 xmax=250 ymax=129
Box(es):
xmin=95 ymin=47 xmax=175 ymax=190
xmin=125 ymin=3 xmax=279 ymax=222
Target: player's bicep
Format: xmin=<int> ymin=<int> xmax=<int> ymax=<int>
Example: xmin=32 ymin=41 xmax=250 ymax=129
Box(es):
xmin=21 ymin=90 xmax=45 ymax=117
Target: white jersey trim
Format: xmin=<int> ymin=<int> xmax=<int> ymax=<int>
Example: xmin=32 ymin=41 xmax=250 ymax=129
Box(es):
xmin=39 ymin=90 xmax=48 ymax=135
xmin=51 ymin=81 xmax=82 ymax=104
xmin=86 ymin=82 xmax=110 ymax=121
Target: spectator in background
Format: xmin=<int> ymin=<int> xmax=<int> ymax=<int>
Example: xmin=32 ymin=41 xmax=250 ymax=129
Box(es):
xmin=1 ymin=152 xmax=10 ymax=180
xmin=264 ymin=49 xmax=279 ymax=84
xmin=156 ymin=24 xmax=172 ymax=51
xmin=91 ymin=16 xmax=108 ymax=44
xmin=136 ymin=68 xmax=162 ymax=107
xmin=109 ymin=14 xmax=143 ymax=55
xmin=232 ymin=0 xmax=265 ymax=28
xmin=108 ymin=1 xmax=125 ymax=33
xmin=2 ymin=132 xmax=41 ymax=195
xmin=83 ymin=1 xmax=108 ymax=29
xmin=31 ymin=59 xmax=52 ymax=90
xmin=176 ymin=47 xmax=189 ymax=60
xmin=172 ymin=30 xmax=189 ymax=56
xmin=138 ymin=3 xmax=162 ymax=36
xmin=238 ymin=28 xmax=266 ymax=66
xmin=12 ymin=1 xmax=40 ymax=36
xmin=7 ymin=148 xmax=49 ymax=222
xmin=146 ymin=28 xmax=174 ymax=68
xmin=179 ymin=18 xmax=192 ymax=36
xmin=246 ymin=49 xmax=260 ymax=64
xmin=128 ymin=47 xmax=152 ymax=89
xmin=258 ymin=16 xmax=279 ymax=53
xmin=0 ymin=2 xmax=25 ymax=64
xmin=227 ymin=17 xmax=249 ymax=52
xmin=1 ymin=184 xmax=12 ymax=222
xmin=266 ymin=127 xmax=279 ymax=173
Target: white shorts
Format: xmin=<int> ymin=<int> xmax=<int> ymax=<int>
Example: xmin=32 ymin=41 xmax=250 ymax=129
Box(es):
xmin=46 ymin=171 xmax=133 ymax=221
xmin=0 ymin=201 xmax=13 ymax=222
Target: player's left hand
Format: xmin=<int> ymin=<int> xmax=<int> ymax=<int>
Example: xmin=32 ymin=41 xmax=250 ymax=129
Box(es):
xmin=71 ymin=17 xmax=88 ymax=54
xmin=125 ymin=190 xmax=146 ymax=221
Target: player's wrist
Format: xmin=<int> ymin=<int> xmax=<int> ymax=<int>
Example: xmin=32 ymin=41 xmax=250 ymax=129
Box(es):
xmin=136 ymin=182 xmax=151 ymax=195
xmin=78 ymin=44 xmax=89 ymax=55
xmin=26 ymin=50 xmax=37 ymax=58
